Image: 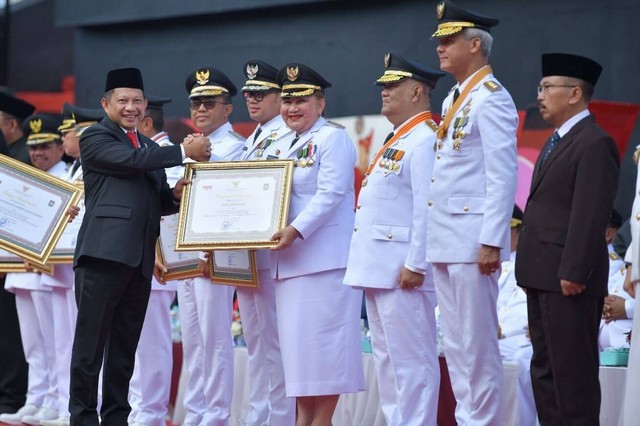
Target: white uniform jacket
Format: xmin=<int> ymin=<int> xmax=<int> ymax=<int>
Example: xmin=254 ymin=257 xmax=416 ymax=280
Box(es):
xmin=344 ymin=115 xmax=436 ymax=291
xmin=602 ymin=248 xmax=634 ymax=348
xmin=264 ymin=117 xmax=356 ymax=279
xmin=206 ymin=122 xmax=245 ymax=162
xmin=497 ymin=251 xmax=528 ymax=343
xmin=427 ymin=70 xmax=518 ymax=263
xmin=65 ymin=159 xmax=83 ymax=183
xmin=626 ymin=147 xmax=640 ymax=281
xmin=241 ymin=115 xmax=292 ymax=162
xmin=241 ymin=116 xmax=293 ymax=271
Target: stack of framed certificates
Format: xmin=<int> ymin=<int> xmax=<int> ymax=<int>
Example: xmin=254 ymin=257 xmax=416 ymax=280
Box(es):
xmin=157 ymin=160 xmax=294 ymax=287
xmin=0 ymin=155 xmax=83 ymax=274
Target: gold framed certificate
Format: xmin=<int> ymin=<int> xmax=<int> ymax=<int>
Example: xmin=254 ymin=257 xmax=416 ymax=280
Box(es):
xmin=175 ymin=160 xmax=294 ymax=251
xmin=209 ymin=249 xmax=259 ymax=288
xmin=0 ymin=155 xmax=83 ymax=267
xmin=156 ymin=213 xmax=202 ymax=281
xmin=49 ymin=183 xmax=85 ymax=264
xmin=0 ymin=248 xmax=55 ymax=275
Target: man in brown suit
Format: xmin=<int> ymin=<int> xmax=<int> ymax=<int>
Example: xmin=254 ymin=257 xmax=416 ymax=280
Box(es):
xmin=515 ymin=53 xmax=619 ymax=425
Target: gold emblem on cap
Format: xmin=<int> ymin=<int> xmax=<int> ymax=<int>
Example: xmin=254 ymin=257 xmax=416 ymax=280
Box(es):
xmin=436 ymin=1 xmax=445 ymax=19
xmin=384 ymin=53 xmax=391 ymax=69
xmin=246 ymin=64 xmax=258 ymax=79
xmin=196 ymin=69 xmax=210 ymax=85
xmin=287 ymin=66 xmax=299 ymax=82
xmin=30 ymin=118 xmax=42 ymax=134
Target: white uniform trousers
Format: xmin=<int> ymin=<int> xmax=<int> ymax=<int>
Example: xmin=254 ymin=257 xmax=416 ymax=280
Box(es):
xmin=178 ymin=277 xmax=234 ymax=426
xmin=51 ymin=286 xmax=77 ymax=416
xmin=129 ymin=290 xmax=176 ymax=426
xmin=14 ymin=289 xmax=58 ymax=411
xmin=365 ymin=288 xmax=439 ymax=426
xmin=236 ymin=269 xmax=294 ymax=426
xmin=512 ymin=345 xmax=537 ymax=426
xmin=432 ymin=263 xmax=503 ymax=426
xmin=622 ymin=301 xmax=640 ymax=425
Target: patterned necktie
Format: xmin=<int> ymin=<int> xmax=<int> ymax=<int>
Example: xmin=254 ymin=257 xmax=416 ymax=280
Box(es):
xmin=453 ymin=88 xmax=460 ymax=105
xmin=540 ymin=131 xmax=560 ymax=164
xmin=253 ymin=126 xmax=263 ymax=144
xmin=127 ymin=130 xmax=140 ymax=149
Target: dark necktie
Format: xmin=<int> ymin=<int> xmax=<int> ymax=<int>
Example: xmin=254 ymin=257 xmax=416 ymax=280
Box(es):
xmin=70 ymin=160 xmax=81 ymax=176
xmin=289 ymin=135 xmax=300 ymax=149
xmin=384 ymin=132 xmax=394 ymax=143
xmin=253 ymin=126 xmax=263 ymax=144
xmin=453 ymin=88 xmax=460 ymax=105
xmin=540 ymin=131 xmax=560 ymax=164
xmin=127 ymin=130 xmax=140 ymax=149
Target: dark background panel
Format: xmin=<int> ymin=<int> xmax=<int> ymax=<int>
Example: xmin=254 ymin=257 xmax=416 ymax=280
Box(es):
xmin=55 ymin=0 xmax=339 ymax=27
xmin=68 ymin=0 xmax=639 ymax=121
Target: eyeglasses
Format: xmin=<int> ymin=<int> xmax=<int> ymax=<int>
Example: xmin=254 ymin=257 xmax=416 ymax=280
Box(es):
xmin=536 ymin=84 xmax=577 ymax=95
xmin=243 ymin=91 xmax=277 ymax=102
xmin=189 ymin=99 xmax=227 ymax=111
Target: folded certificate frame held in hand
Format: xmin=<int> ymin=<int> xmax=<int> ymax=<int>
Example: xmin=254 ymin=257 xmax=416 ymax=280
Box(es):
xmin=0 ymin=155 xmax=83 ymax=267
xmin=175 ymin=160 xmax=294 ymax=251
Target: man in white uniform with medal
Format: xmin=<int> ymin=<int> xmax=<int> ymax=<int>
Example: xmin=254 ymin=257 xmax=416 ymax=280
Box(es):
xmin=179 ymin=66 xmax=245 ymax=426
xmin=236 ymin=59 xmax=295 ymax=426
xmin=344 ymin=52 xmax=444 ymax=426
xmin=428 ymin=1 xmax=518 ymax=424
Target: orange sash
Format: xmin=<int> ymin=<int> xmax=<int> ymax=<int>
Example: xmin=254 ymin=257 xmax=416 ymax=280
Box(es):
xmin=365 ymin=111 xmax=433 ymax=177
xmin=436 ymin=65 xmax=493 ymax=140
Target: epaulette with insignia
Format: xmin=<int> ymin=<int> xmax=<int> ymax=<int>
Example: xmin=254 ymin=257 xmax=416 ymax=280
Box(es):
xmin=326 ymin=120 xmax=345 ymax=129
xmin=609 ymin=252 xmax=621 ymax=260
xmin=229 ymin=131 xmax=245 ymax=141
xmin=425 ymin=120 xmax=438 ymax=132
xmin=483 ymin=81 xmax=502 ymax=92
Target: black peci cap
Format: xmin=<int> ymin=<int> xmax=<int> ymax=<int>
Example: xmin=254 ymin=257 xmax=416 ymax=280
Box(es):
xmin=185 ymin=66 xmax=237 ymax=98
xmin=105 ymin=68 xmax=144 ymax=92
xmin=541 ymin=53 xmax=603 ymax=87
xmin=0 ymin=92 xmax=36 ymax=120
xmin=375 ymin=52 xmax=446 ymax=88
xmin=432 ymin=0 xmax=500 ymax=38
xmin=242 ymin=60 xmax=281 ymax=92
xmin=276 ymin=63 xmax=331 ymax=97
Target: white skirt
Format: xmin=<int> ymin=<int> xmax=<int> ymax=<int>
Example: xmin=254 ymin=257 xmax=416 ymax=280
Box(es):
xmin=275 ymin=268 xmax=365 ymax=397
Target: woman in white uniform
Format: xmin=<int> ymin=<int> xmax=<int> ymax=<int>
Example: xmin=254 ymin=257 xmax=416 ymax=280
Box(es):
xmin=266 ymin=63 xmax=365 ymax=426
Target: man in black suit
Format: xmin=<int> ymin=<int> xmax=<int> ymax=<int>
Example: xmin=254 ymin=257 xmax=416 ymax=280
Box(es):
xmin=69 ymin=68 xmax=211 ymax=426
xmin=515 ymin=53 xmax=619 ymax=425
